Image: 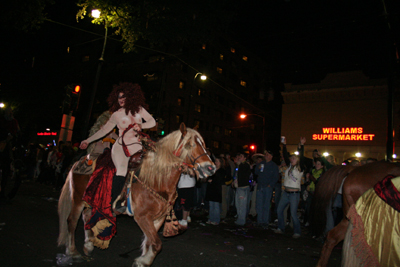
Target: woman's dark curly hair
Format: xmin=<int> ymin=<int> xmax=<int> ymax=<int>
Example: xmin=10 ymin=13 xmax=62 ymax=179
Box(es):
xmin=107 ymin=82 xmax=149 ymax=115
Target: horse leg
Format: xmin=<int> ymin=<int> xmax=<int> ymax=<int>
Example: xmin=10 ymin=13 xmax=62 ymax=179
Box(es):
xmin=81 ymin=206 xmax=94 ymax=257
xmin=139 ymin=217 xmax=164 ymax=257
xmin=316 ymin=218 xmax=348 ymax=267
xmin=153 ymin=217 xmax=165 ymax=232
xmin=66 ymin=200 xmax=85 ymax=261
xmin=133 ymin=216 xmax=163 ymax=267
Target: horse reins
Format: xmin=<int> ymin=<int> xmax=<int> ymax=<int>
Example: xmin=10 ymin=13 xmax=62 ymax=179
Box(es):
xmin=119 ymin=123 xmax=153 ymax=157
xmin=187 ymin=152 xmax=209 ymax=178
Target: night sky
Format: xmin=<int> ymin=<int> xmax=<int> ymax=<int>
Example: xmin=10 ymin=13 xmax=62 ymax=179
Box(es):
xmin=233 ymin=0 xmax=398 ymax=82
xmin=0 ymin=0 xmax=399 ymax=142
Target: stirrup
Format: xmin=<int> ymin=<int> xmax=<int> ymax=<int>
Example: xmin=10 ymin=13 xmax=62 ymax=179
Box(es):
xmin=112 ymin=197 xmax=127 ymax=216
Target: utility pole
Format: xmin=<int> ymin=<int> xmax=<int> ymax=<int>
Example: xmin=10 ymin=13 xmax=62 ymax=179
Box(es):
xmin=382 ymin=0 xmax=399 ymax=161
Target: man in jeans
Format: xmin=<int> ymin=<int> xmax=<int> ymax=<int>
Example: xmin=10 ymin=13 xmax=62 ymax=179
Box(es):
xmin=254 ymin=150 xmax=279 ymax=229
xmin=233 ymin=152 xmax=251 ymax=226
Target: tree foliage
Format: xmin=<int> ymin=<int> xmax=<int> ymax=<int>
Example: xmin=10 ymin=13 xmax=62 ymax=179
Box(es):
xmin=0 ymin=0 xmax=54 ymax=31
xmin=76 ymin=0 xmax=238 ymax=52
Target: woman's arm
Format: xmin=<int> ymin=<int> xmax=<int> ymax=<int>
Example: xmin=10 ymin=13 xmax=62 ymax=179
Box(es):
xmin=139 ymin=107 xmax=156 ymax=129
xmin=80 ymin=115 xmax=117 ymax=149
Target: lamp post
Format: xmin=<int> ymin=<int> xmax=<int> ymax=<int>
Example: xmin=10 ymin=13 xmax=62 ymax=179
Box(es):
xmin=239 ymin=113 xmax=266 ymax=152
xmin=81 ymin=9 xmax=108 ymax=138
xmin=187 ymin=72 xmax=207 ymax=127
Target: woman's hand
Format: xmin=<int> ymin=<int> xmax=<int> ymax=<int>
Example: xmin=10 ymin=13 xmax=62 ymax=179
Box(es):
xmin=300 ymin=137 xmax=306 ymax=145
xmin=133 ymin=124 xmax=142 ymax=132
xmin=79 ymin=141 xmax=89 ymax=150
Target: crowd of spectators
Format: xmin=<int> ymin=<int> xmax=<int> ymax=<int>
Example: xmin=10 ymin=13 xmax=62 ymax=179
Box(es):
xmin=173 ymin=137 xmax=380 ymax=241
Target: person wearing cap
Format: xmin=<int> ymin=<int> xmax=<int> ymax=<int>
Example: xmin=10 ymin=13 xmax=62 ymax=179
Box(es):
xmin=254 ymin=150 xmax=279 ymax=229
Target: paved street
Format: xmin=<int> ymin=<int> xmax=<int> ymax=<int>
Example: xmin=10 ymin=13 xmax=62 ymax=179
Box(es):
xmin=0 ymin=180 xmax=342 ymax=267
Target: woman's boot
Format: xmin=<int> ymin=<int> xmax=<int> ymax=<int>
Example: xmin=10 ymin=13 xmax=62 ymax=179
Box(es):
xmin=111 ymin=175 xmax=126 ymax=214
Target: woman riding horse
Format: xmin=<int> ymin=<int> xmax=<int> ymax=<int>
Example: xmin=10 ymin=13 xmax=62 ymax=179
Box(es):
xmin=79 ymin=82 xmax=156 ymax=212
xmin=58 ymin=123 xmax=216 ymax=266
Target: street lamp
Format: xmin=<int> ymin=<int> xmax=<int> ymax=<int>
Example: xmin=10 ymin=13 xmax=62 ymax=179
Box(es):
xmin=81 ymin=9 xmax=109 ymax=138
xmin=239 ymin=113 xmax=266 ymax=152
xmin=196 ymin=73 xmax=207 ymax=81
xmin=0 ymin=103 xmax=4 ymax=108
xmin=91 ymin=9 xmax=101 ymax=18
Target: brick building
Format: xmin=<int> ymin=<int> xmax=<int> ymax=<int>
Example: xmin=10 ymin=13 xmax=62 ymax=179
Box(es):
xmin=281 ymin=71 xmax=399 ymax=162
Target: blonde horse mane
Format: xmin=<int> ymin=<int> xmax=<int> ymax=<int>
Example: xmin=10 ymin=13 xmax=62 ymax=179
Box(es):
xmin=139 ymin=127 xmax=203 ymax=188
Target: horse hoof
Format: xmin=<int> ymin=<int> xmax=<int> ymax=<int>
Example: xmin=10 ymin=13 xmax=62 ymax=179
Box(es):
xmin=81 ymin=255 xmax=94 ymax=262
xmin=132 ymin=260 xmax=148 ymax=267
xmin=71 ymin=254 xmax=84 ymax=263
xmin=83 ymin=242 xmax=94 ymax=256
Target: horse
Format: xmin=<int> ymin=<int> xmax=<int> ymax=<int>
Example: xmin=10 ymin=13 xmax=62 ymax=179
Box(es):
xmin=57 ymin=123 xmax=216 ymax=267
xmin=342 ymin=175 xmax=400 ymax=267
xmin=310 ymin=161 xmax=400 ymax=267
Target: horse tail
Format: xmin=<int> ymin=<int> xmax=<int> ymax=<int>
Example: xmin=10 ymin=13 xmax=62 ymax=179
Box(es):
xmin=310 ymin=165 xmax=354 ymax=237
xmin=57 ymin=162 xmax=77 ymax=247
xmin=342 ymin=220 xmax=360 ymax=266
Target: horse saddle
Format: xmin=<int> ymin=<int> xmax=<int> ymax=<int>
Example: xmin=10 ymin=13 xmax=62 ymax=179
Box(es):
xmin=128 ymin=150 xmax=144 ymax=172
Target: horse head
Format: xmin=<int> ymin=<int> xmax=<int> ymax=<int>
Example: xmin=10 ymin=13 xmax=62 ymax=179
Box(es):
xmin=174 ymin=123 xmax=216 ymax=178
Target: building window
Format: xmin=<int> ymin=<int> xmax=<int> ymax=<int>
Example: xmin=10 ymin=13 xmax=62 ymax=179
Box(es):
xmin=213 ymin=141 xmax=219 ymax=149
xmin=219 ymin=54 xmax=224 ymax=60
xmin=230 ymin=47 xmax=236 ymax=53
xmin=179 ymin=81 xmax=185 ymax=89
xmin=194 ymin=103 xmax=202 ymax=113
xmin=202 ymin=44 xmax=206 ymax=50
xmin=197 ymin=88 xmax=202 ymax=96
xmin=217 ymin=67 xmax=223 ymax=74
xmin=176 ymin=115 xmax=181 ymax=124
xmin=240 ymin=80 xmax=247 ymax=87
xmin=224 ymin=129 xmax=232 ymax=136
xmin=214 ymin=125 xmax=220 ymax=134
xmin=194 ymin=120 xmax=202 ymax=129
xmin=82 ymin=55 xmax=90 ymax=62
xmin=242 ymin=55 xmax=248 ymax=61
xmin=146 ymin=74 xmax=158 ymax=82
xmin=223 ymin=143 xmax=231 ymax=151
xmin=177 ymin=98 xmax=184 ymax=106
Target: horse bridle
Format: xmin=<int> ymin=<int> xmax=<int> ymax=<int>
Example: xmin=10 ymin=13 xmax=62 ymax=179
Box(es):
xmin=173 ymin=136 xmax=210 ymax=174
xmin=188 ymin=152 xmax=209 ymax=167
xmin=186 ymin=138 xmax=211 ymax=177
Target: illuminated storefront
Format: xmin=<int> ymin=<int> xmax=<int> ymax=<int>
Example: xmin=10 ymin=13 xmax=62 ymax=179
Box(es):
xmin=312 ymin=127 xmax=375 ymax=141
xmin=281 ymin=71 xmax=399 ymax=162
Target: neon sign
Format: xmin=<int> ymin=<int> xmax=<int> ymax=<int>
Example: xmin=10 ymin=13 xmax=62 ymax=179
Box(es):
xmin=37 ymin=132 xmax=58 ymax=136
xmin=312 ymin=127 xmax=375 ymax=141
